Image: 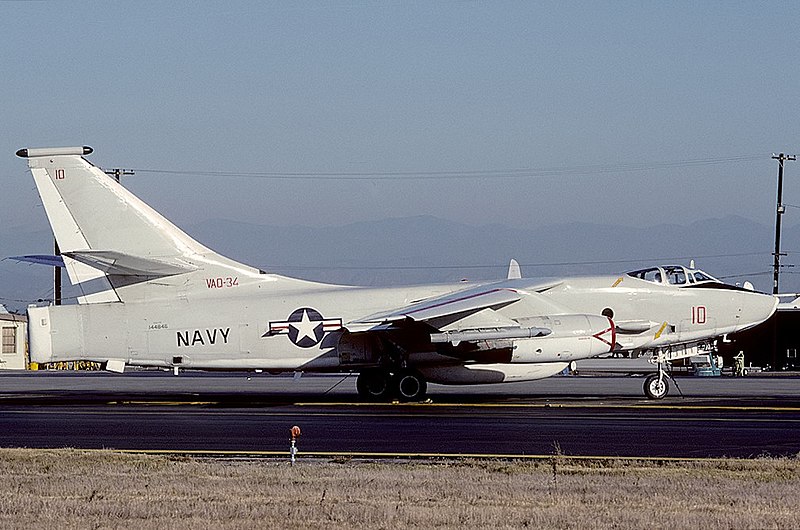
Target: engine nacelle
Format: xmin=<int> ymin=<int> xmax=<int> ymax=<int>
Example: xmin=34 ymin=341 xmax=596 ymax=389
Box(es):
xmin=510 ymin=314 xmax=615 ymax=363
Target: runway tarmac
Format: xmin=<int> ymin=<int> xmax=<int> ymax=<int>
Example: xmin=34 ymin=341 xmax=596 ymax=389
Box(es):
xmin=1 ymin=371 xmax=798 ymax=458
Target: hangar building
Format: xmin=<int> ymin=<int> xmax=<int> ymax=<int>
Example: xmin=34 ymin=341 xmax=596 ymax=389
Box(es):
xmin=0 ymin=305 xmax=27 ymax=370
xmin=718 ymin=303 xmax=800 ymax=371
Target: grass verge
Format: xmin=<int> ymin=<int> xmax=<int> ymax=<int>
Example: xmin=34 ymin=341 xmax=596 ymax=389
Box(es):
xmin=1 ymin=448 xmax=798 ymax=529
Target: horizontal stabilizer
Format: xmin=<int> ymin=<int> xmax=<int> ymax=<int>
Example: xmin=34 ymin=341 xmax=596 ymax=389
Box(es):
xmin=8 ymin=254 xmax=65 ymax=267
xmin=63 ymin=250 xmax=198 ymax=277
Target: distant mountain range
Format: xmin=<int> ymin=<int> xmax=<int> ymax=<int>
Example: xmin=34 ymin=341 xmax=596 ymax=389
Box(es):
xmin=1 ymin=215 xmax=796 ymax=313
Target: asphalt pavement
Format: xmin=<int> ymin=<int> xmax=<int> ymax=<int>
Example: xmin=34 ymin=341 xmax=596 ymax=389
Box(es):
xmin=1 ymin=371 xmax=798 ymax=458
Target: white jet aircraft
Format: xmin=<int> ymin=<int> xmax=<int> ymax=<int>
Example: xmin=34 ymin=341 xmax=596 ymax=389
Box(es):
xmin=15 ymin=147 xmax=778 ymax=400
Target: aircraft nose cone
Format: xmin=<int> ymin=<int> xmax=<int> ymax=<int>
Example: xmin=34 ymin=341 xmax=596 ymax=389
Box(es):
xmin=738 ymin=292 xmax=778 ymax=331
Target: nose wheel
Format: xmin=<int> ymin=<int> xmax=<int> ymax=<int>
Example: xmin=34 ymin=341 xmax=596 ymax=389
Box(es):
xmin=643 ymin=373 xmax=669 ymax=399
xmin=643 ymin=359 xmax=675 ymax=399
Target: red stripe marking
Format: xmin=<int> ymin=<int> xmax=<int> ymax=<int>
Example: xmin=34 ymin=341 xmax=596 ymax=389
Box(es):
xmin=592 ymin=318 xmax=616 ymax=351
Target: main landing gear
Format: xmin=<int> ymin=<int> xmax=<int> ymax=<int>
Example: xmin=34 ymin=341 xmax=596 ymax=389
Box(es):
xmin=356 ymin=368 xmax=428 ymax=402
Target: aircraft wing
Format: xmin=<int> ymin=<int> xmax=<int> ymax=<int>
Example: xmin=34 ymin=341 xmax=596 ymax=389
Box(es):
xmin=346 ymin=279 xmax=570 ymax=335
xmin=346 ymin=286 xmax=524 ymax=332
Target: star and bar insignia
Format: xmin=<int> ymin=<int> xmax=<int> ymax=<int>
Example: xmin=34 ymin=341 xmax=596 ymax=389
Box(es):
xmin=265 ymin=307 xmax=343 ymax=348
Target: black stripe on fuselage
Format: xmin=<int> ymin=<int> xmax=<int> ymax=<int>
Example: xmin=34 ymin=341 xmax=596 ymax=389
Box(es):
xmin=681 ymin=282 xmax=765 ymax=294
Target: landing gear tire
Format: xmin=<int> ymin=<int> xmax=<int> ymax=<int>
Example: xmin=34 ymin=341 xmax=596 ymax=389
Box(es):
xmin=357 ymin=369 xmax=392 ymax=401
xmin=394 ymin=369 xmax=428 ymax=402
xmin=643 ymin=373 xmax=669 ymax=400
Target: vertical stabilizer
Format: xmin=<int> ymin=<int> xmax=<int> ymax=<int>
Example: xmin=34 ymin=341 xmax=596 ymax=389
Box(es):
xmin=17 ymin=146 xmax=261 ymax=303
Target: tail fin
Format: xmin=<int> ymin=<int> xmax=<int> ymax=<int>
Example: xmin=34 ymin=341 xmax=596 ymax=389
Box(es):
xmin=17 ymin=146 xmax=260 ymax=303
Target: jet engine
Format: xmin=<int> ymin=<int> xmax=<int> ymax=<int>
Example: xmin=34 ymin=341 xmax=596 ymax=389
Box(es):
xmin=508 ymin=314 xmax=615 ymax=363
xmin=430 ymin=314 xmax=615 ymax=364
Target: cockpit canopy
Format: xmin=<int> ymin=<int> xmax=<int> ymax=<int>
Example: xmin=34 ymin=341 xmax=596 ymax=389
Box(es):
xmin=627 ymin=265 xmax=721 ymax=286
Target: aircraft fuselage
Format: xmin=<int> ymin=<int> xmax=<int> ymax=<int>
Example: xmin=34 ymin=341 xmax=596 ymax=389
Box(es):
xmin=29 ymin=273 xmax=777 ymax=371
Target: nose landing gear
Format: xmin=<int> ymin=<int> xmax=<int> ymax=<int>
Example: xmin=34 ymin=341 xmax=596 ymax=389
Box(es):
xmin=643 ymin=371 xmax=669 ymax=400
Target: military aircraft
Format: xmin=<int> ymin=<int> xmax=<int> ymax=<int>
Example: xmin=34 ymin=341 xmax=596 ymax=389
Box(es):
xmin=15 ymin=146 xmax=777 ymax=400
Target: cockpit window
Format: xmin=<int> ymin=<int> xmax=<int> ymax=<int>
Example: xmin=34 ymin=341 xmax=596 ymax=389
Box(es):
xmin=628 ymin=267 xmax=663 ymax=283
xmin=663 ymin=266 xmax=687 ymax=285
xmin=628 ymin=266 xmax=722 ymax=286
xmin=693 ymin=271 xmax=714 ymax=283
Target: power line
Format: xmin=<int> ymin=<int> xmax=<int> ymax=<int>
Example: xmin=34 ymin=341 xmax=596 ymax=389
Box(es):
xmin=127 ymin=154 xmax=767 ymax=181
xmin=1 ymin=251 xmax=775 ymax=306
xmin=264 ymin=251 xmax=770 ymax=271
xmin=0 ymin=295 xmax=53 ymax=304
xmin=718 ymin=271 xmax=774 ymax=280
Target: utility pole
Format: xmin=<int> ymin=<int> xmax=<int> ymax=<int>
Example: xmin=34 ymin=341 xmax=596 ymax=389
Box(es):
xmin=54 ymin=240 xmax=61 ymax=306
xmin=104 ymin=168 xmax=135 ymax=183
xmin=772 ymin=153 xmax=796 ymax=294
xmin=52 ymin=168 xmax=135 ymax=305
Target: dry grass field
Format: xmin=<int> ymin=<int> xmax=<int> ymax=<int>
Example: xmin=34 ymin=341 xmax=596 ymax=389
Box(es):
xmin=0 ymin=449 xmax=798 ymax=529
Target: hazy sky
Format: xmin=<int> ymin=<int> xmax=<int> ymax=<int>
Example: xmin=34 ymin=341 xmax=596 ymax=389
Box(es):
xmin=1 ymin=1 xmax=798 ymax=234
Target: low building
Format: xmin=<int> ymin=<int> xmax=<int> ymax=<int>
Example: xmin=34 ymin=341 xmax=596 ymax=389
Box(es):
xmin=0 ymin=305 xmax=27 ymax=370
xmin=718 ymin=302 xmax=800 ymax=371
